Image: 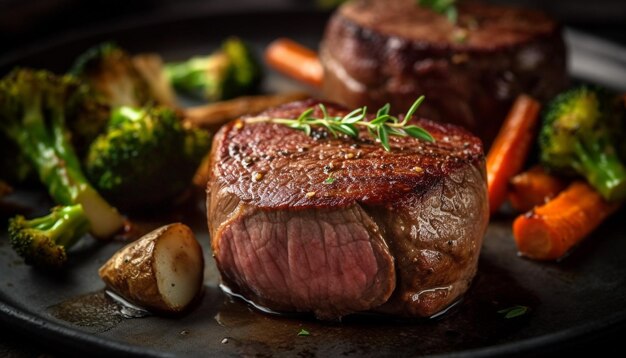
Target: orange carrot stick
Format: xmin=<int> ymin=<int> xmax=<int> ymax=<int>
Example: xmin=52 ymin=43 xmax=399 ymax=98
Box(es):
xmin=487 ymin=95 xmax=541 ymax=215
xmin=513 ymin=181 xmax=621 ymax=261
xmin=508 ymin=166 xmax=568 ymax=213
xmin=265 ymin=38 xmax=323 ymax=88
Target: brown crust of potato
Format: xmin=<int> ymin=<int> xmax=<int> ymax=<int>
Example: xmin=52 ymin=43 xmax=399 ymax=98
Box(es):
xmin=98 ymin=223 xmax=203 ymax=312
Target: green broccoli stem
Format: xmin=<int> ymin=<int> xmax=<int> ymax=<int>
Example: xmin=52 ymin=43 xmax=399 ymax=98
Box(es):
xmin=575 ymin=140 xmax=626 ymax=201
xmin=19 ymin=89 xmax=124 ymax=239
xmin=74 ymin=185 xmax=126 ymax=238
xmin=28 ymin=204 xmax=90 ymax=248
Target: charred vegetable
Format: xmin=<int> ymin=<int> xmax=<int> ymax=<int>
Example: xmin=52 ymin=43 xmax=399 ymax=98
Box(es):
xmin=99 ymin=223 xmax=204 ymax=313
xmin=70 ymin=42 xmax=153 ymax=107
xmin=131 ymin=54 xmax=177 ymax=107
xmin=165 ymin=37 xmax=262 ymax=101
xmin=71 ymin=43 xmax=178 ymax=107
xmin=64 ymin=79 xmax=112 ymax=155
xmin=513 ymin=181 xmax=620 ymax=260
xmin=487 ymin=95 xmax=541 ymax=215
xmin=539 ymin=86 xmax=626 ymax=201
xmin=264 ymin=38 xmax=323 ymax=88
xmin=8 ymin=205 xmax=89 ymax=268
xmin=85 ymin=106 xmax=211 ymax=210
xmin=1 ymin=71 xmax=109 ymax=183
xmin=0 ymin=69 xmax=124 ymax=238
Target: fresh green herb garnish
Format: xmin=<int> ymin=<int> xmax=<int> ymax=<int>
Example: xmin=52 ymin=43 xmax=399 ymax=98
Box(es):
xmin=418 ymin=0 xmax=458 ymax=23
xmin=452 ymin=28 xmax=469 ymax=43
xmin=298 ymin=328 xmax=311 ymax=336
xmin=324 ymin=173 xmax=336 ymax=185
xmin=498 ymin=305 xmax=530 ymax=319
xmin=245 ymin=96 xmax=434 ymax=152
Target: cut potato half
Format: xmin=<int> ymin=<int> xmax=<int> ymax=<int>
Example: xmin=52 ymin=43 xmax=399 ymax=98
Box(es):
xmin=99 ymin=223 xmax=204 ymax=313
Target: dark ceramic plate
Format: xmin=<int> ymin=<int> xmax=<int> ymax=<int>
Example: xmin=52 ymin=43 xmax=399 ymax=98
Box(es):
xmin=1 ymin=8 xmax=626 ymax=358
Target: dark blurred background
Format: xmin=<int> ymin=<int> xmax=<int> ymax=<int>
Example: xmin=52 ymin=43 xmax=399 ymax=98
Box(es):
xmin=0 ymin=0 xmax=625 ymax=357
xmin=1 ymin=0 xmax=626 ymax=54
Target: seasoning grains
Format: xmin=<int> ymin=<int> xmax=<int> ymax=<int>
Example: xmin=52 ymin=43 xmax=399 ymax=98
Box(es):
xmin=252 ymin=172 xmax=264 ymax=182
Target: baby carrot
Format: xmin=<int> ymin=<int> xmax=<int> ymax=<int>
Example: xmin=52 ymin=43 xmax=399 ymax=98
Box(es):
xmin=508 ymin=166 xmax=568 ymax=212
xmin=513 ymin=181 xmax=621 ymax=260
xmin=487 ymin=95 xmax=541 ymax=215
xmin=265 ymin=38 xmax=323 ymax=88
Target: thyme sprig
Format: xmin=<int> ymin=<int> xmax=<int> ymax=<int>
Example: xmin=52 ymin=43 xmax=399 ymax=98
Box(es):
xmin=418 ymin=0 xmax=458 ymax=23
xmin=498 ymin=305 xmax=530 ymax=319
xmin=244 ymin=96 xmax=434 ymax=151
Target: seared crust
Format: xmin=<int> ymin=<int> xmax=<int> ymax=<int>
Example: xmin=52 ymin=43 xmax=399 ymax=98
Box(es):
xmin=209 ymin=99 xmax=483 ymax=209
xmin=336 ymin=0 xmax=560 ymax=51
xmin=372 ymin=164 xmax=487 ymax=317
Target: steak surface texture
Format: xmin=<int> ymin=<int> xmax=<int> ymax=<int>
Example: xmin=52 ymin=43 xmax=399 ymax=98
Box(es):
xmin=320 ymin=0 xmax=568 ymax=146
xmin=207 ymin=100 xmax=488 ymax=319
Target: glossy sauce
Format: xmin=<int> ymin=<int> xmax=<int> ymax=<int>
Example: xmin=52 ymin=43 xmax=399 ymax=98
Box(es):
xmin=46 ymin=290 xmax=126 ymax=333
xmin=211 ymin=257 xmax=538 ymax=355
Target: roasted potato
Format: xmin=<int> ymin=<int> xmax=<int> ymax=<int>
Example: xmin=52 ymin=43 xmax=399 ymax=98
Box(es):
xmin=99 ymin=223 xmax=204 ymax=313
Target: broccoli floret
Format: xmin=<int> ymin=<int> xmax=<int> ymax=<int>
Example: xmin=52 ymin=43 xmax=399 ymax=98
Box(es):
xmin=0 ymin=69 xmax=124 ymax=238
xmin=1 ymin=74 xmax=110 ymax=183
xmin=165 ymin=37 xmax=262 ymax=101
xmin=540 ymin=86 xmax=626 ymax=201
xmin=64 ymin=80 xmax=112 ymax=156
xmin=85 ymin=106 xmax=210 ymax=210
xmin=8 ymin=204 xmax=89 ymax=268
xmin=70 ymin=42 xmax=152 ymax=107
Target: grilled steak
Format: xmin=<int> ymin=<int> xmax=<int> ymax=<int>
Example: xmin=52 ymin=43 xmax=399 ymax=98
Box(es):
xmin=320 ymin=0 xmax=568 ymax=146
xmin=207 ymin=100 xmax=488 ymax=320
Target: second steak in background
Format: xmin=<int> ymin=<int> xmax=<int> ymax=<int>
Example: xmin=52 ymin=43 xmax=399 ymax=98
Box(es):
xmin=320 ymin=0 xmax=568 ymax=146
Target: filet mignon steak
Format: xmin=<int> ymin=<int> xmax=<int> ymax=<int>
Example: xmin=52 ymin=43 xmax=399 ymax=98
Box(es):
xmin=207 ymin=100 xmax=488 ymax=320
xmin=320 ymin=0 xmax=568 ymax=146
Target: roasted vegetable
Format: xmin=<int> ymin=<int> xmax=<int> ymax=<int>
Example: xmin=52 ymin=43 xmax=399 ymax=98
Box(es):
xmin=540 ymin=86 xmax=626 ymax=201
xmin=1 ymin=72 xmax=109 ymax=183
xmin=0 ymin=69 xmax=124 ymax=238
xmin=131 ymin=54 xmax=177 ymax=107
xmin=487 ymin=95 xmax=541 ymax=215
xmin=64 ymin=79 xmax=112 ymax=155
xmin=70 ymin=42 xmax=153 ymax=107
xmin=184 ymin=92 xmax=309 ymax=133
xmin=99 ymin=223 xmax=204 ymax=313
xmin=8 ymin=205 xmax=89 ymax=268
xmin=513 ymin=181 xmax=620 ymax=261
xmin=85 ymin=106 xmax=210 ymax=210
xmin=165 ymin=37 xmax=262 ymax=101
xmin=508 ymin=166 xmax=568 ymax=213
xmin=264 ymin=38 xmax=323 ymax=88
